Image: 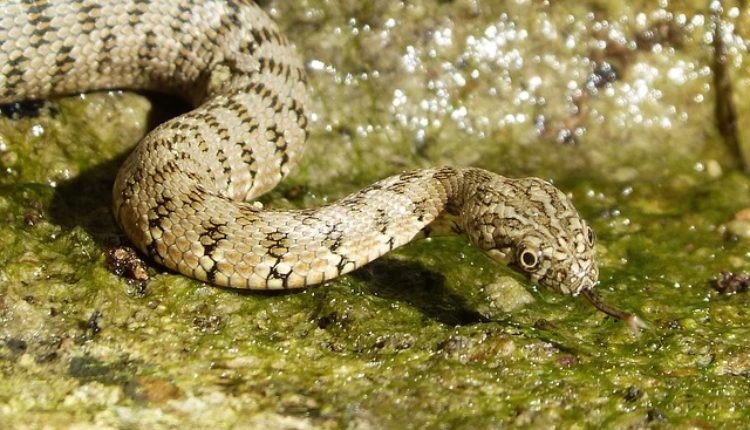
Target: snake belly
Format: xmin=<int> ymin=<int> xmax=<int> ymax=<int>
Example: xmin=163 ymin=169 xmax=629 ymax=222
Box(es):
xmin=0 ymin=0 xmax=599 ymax=294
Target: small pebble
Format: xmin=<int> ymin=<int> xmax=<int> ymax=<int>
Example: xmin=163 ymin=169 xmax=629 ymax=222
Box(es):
xmin=725 ymin=208 xmax=750 ymax=239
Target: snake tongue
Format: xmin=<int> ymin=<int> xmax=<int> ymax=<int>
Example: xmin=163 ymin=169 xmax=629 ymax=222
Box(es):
xmin=581 ymin=288 xmax=648 ymax=335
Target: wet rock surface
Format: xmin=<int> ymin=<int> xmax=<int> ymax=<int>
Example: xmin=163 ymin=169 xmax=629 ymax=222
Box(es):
xmin=1 ymin=0 xmax=750 ymax=428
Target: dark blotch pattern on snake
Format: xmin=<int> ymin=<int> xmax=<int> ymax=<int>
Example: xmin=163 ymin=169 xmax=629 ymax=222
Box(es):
xmin=0 ymin=0 xmax=598 ymax=294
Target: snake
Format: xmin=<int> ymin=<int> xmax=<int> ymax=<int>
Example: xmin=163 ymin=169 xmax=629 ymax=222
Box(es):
xmin=0 ymin=0 xmax=643 ymax=327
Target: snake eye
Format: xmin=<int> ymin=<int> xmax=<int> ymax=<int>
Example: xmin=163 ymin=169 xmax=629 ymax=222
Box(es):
xmin=518 ymin=248 xmax=541 ymax=271
xmin=585 ymin=226 xmax=595 ymax=246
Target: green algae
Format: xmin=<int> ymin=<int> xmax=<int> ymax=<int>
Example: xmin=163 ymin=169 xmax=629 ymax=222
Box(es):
xmin=2 ymin=0 xmax=750 ymax=428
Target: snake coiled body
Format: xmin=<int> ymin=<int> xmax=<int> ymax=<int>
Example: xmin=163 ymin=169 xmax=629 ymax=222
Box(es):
xmin=0 ymin=0 xmax=599 ymax=295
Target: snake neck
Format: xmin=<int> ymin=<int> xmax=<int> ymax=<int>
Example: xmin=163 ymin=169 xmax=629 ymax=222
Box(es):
xmin=415 ymin=167 xmax=469 ymax=239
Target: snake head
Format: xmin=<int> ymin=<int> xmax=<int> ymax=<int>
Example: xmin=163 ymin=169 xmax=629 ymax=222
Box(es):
xmin=464 ymin=174 xmax=598 ymax=295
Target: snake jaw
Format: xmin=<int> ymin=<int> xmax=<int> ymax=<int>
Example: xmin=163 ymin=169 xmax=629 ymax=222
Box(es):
xmin=567 ymin=261 xmax=600 ymax=295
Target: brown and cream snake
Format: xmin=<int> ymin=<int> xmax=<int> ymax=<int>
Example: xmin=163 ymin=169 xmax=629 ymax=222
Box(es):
xmin=1 ymin=0 xmax=642 ymax=325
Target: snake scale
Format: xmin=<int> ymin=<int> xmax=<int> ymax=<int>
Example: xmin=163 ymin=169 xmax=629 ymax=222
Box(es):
xmin=0 ymin=0 xmax=609 ymax=304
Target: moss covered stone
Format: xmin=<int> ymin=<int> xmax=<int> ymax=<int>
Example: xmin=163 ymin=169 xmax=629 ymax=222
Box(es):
xmin=1 ymin=0 xmax=750 ymax=428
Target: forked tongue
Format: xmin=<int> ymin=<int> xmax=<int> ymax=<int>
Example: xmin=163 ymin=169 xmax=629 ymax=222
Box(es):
xmin=581 ymin=288 xmax=648 ymax=335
